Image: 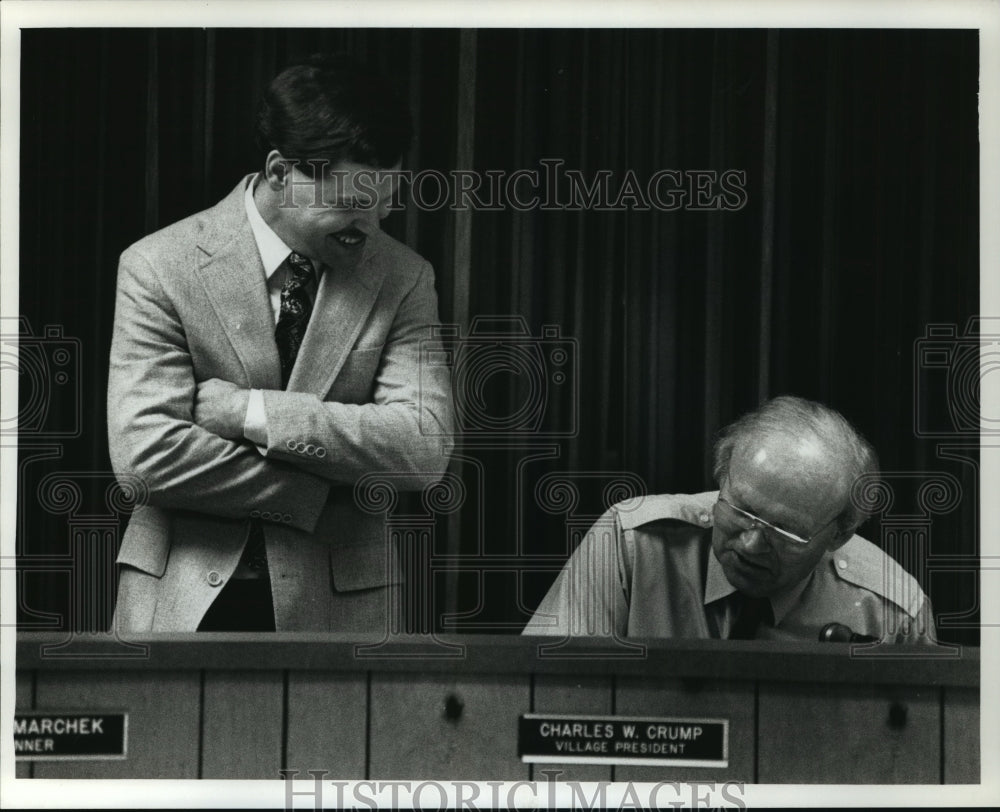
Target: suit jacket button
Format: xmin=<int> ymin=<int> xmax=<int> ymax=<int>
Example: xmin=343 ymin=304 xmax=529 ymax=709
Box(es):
xmin=286 ymin=439 xmax=296 ymax=450
xmin=207 ymin=570 xmax=223 ymax=587
xmin=315 ymin=447 xmax=327 ymax=458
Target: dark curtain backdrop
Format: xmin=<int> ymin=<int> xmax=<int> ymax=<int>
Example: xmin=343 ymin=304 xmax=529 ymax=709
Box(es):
xmin=17 ymin=29 xmax=979 ymax=643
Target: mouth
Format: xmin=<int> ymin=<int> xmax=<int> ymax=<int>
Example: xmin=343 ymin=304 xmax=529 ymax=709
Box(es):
xmin=330 ymin=230 xmax=367 ymax=249
xmin=731 ymin=551 xmax=772 ymax=577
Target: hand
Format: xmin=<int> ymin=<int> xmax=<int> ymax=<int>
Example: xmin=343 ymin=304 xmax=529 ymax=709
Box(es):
xmin=193 ymin=378 xmax=250 ymax=440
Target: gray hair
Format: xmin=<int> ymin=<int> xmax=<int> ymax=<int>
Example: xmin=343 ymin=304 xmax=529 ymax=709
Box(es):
xmin=712 ymin=395 xmax=880 ymax=537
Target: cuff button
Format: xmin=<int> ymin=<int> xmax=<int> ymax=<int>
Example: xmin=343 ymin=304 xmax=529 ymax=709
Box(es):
xmin=250 ymin=510 xmax=261 ymax=518
xmin=316 ymin=447 xmax=327 ymax=458
xmin=286 ymin=439 xmax=296 ymax=450
xmin=282 ymin=513 xmax=292 ymax=523
xmin=207 ymin=570 xmax=223 ymax=587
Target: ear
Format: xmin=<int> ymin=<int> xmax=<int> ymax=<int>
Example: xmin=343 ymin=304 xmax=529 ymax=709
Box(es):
xmin=263 ymin=150 xmax=289 ymax=188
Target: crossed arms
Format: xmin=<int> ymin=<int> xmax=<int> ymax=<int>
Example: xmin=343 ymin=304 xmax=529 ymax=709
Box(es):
xmin=107 ymin=246 xmax=454 ymax=534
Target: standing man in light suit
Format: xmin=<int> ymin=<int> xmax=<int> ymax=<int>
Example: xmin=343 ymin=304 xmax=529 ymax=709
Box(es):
xmin=108 ymin=54 xmax=454 ymax=632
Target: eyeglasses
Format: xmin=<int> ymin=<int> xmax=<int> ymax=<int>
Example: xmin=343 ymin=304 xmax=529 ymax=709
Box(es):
xmin=713 ymin=493 xmax=839 ymax=547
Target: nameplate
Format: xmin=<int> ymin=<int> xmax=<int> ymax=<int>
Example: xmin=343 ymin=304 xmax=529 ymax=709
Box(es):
xmin=14 ymin=712 xmax=128 ymax=760
xmin=519 ymin=714 xmax=728 ymax=768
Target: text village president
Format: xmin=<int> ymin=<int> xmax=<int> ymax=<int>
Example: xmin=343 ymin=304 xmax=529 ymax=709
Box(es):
xmin=107 ymin=55 xmax=454 ymax=633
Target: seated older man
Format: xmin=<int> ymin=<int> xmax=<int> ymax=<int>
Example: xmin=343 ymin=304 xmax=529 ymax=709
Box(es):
xmin=523 ymin=396 xmax=935 ymax=643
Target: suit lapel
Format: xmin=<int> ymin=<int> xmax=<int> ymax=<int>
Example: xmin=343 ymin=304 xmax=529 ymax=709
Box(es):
xmin=196 ymin=178 xmax=283 ymax=390
xmin=195 ymin=177 xmax=392 ymax=396
xmin=287 ymin=234 xmax=388 ymax=395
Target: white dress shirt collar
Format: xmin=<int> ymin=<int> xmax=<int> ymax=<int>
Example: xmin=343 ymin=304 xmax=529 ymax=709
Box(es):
xmin=243 ymin=174 xmax=293 ymax=280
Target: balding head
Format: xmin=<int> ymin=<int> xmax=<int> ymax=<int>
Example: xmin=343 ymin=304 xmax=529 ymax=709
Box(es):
xmin=713 ymin=396 xmax=879 ymax=540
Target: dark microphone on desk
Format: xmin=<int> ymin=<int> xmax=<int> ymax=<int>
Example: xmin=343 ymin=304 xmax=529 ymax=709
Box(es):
xmin=818 ymin=622 xmax=879 ymax=644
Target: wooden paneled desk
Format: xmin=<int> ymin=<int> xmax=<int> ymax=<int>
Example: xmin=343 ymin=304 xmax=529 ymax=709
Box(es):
xmin=14 ymin=633 xmax=978 ymax=783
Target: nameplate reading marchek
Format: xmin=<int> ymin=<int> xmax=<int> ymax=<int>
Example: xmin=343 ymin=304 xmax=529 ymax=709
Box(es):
xmin=14 ymin=712 xmax=127 ymax=760
xmin=519 ymin=714 xmax=728 ymax=768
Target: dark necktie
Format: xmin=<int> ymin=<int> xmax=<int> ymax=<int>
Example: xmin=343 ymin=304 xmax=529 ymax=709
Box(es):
xmin=729 ymin=594 xmax=773 ymax=640
xmin=274 ymin=251 xmax=315 ymax=389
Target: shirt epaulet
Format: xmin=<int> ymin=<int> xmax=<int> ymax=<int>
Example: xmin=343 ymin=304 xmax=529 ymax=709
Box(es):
xmin=828 ymin=535 xmax=926 ymax=619
xmin=614 ymin=491 xmax=718 ymax=532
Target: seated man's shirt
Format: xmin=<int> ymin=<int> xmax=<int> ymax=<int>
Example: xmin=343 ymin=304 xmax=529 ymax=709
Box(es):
xmin=523 ymin=491 xmax=936 ymax=644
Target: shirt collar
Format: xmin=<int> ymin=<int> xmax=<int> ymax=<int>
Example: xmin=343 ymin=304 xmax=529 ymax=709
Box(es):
xmin=703 ymin=547 xmax=814 ymax=625
xmin=244 ymin=174 xmax=294 ymax=280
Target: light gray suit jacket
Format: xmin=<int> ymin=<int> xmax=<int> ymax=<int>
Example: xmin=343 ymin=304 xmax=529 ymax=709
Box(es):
xmin=108 ymin=177 xmax=454 ymax=631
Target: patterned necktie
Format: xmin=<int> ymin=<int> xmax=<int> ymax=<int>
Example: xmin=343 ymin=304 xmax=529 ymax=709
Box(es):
xmin=274 ymin=251 xmax=315 ymax=389
xmin=729 ymin=594 xmax=773 ymax=640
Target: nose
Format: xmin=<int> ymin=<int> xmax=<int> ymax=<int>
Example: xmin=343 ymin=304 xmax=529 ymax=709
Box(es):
xmin=736 ymin=526 xmax=770 ymax=554
xmin=352 ymin=208 xmax=381 ymax=233
xmin=375 ymin=195 xmax=394 ymax=222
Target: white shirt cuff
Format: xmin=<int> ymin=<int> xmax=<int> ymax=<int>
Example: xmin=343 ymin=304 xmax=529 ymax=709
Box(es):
xmin=243 ymin=389 xmax=268 ymax=451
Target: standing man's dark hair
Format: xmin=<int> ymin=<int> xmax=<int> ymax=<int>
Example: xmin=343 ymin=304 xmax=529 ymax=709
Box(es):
xmin=255 ymin=53 xmax=413 ymax=173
